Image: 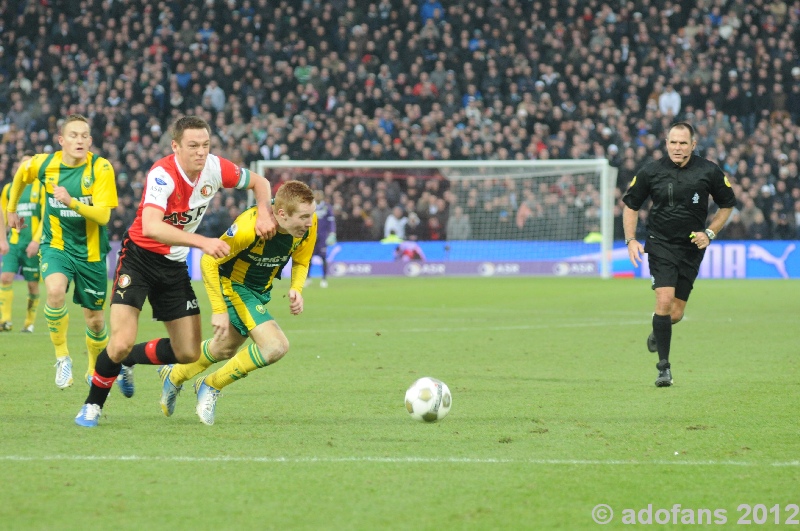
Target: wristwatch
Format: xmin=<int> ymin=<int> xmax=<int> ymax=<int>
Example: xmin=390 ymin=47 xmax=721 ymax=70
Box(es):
xmin=704 ymin=228 xmax=716 ymax=240
xmin=624 ymin=237 xmax=636 ymax=245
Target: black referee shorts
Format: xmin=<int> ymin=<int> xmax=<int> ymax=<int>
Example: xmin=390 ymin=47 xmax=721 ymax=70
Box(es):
xmin=645 ymin=241 xmax=705 ymax=301
xmin=111 ymin=237 xmax=200 ymax=322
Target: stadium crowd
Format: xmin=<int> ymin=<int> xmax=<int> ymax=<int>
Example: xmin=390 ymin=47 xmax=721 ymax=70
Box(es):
xmin=1 ymin=0 xmax=800 ymax=242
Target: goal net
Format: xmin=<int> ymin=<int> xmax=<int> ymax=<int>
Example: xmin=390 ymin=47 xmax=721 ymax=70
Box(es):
xmin=252 ymin=160 xmax=616 ymax=278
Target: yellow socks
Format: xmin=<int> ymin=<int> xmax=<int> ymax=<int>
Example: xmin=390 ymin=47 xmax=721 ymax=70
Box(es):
xmin=24 ymin=293 xmax=40 ymax=328
xmin=44 ymin=304 xmax=69 ymax=358
xmin=206 ymin=344 xmax=268 ymax=390
xmin=171 ymin=339 xmax=217 ymax=386
xmin=0 ymin=284 xmax=12 ymax=323
xmin=85 ymin=325 xmax=108 ymax=376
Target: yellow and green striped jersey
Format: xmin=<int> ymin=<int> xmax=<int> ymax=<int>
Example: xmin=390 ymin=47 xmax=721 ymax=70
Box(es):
xmin=17 ymin=151 xmax=118 ymax=262
xmin=2 ymin=178 xmax=44 ymax=246
xmin=202 ymin=206 xmax=317 ymax=314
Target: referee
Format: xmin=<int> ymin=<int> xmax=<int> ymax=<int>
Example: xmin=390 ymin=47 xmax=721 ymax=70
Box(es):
xmin=622 ymin=122 xmax=736 ymax=387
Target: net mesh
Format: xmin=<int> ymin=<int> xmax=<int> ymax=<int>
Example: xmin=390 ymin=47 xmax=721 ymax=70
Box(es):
xmin=254 ymin=160 xmax=614 ymax=277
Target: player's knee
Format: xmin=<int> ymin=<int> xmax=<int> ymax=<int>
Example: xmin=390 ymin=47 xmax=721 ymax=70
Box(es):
xmin=107 ymin=327 xmax=138 ymax=361
xmin=46 ymin=292 xmax=66 ymax=308
xmin=213 ymin=343 xmax=238 ymax=360
xmin=671 ymin=312 xmax=684 ymax=324
xmin=174 ymin=347 xmax=201 ymax=364
xmin=107 ymin=339 xmax=135 ymax=363
xmin=260 ymin=336 xmax=289 ymax=364
xmin=85 ymin=314 xmax=105 ymax=332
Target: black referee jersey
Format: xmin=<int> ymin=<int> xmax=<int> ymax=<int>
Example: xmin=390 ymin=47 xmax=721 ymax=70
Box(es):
xmin=622 ymin=154 xmax=737 ymax=247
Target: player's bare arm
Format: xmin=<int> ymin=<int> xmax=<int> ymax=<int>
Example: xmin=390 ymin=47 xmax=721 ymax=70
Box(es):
xmin=690 ymin=207 xmax=734 ymax=250
xmin=141 ymin=205 xmax=230 ymax=258
xmin=622 ymin=205 xmax=644 ymax=266
xmin=248 ymin=174 xmax=277 ymax=239
xmin=707 ymin=207 xmax=733 ymax=237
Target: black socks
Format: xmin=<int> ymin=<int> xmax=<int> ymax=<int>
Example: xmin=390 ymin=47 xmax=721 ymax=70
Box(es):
xmin=652 ymin=314 xmax=672 ymax=363
xmin=122 ymin=338 xmax=179 ymax=366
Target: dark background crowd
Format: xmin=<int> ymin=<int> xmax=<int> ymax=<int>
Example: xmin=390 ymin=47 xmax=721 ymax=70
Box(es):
xmin=1 ymin=0 xmax=799 ymax=243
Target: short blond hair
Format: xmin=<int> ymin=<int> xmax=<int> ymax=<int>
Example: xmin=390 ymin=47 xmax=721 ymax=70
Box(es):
xmin=274 ymin=181 xmax=314 ymax=216
xmin=60 ymin=114 xmax=90 ymax=134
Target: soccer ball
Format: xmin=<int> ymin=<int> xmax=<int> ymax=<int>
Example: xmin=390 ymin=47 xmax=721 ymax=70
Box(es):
xmin=404 ymin=377 xmax=452 ymax=422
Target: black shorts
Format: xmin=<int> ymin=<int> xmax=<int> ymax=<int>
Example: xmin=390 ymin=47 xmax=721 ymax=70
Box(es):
xmin=645 ymin=241 xmax=705 ymax=301
xmin=111 ymin=237 xmax=200 ymax=322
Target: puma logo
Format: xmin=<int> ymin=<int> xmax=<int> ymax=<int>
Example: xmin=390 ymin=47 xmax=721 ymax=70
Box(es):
xmin=747 ymin=244 xmax=795 ymax=279
xmin=116 ymin=290 xmax=125 ymax=299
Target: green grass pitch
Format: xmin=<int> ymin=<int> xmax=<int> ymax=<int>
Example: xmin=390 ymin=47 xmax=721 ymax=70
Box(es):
xmin=0 ymin=276 xmax=797 ymax=529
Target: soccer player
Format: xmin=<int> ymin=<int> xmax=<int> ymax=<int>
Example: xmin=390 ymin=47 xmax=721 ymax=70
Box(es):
xmin=622 ymin=122 xmax=736 ymax=387
xmin=6 ymin=115 xmax=118 ymax=388
xmin=306 ymin=189 xmax=335 ymax=288
xmin=0 ymin=153 xmax=44 ymax=333
xmin=75 ymin=115 xmax=277 ymax=427
xmin=158 ymin=180 xmax=316 ymax=425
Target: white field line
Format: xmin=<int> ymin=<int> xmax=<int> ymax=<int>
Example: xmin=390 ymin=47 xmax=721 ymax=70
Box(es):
xmin=293 ymin=319 xmax=652 ymax=334
xmin=0 ymin=455 xmax=797 ymax=467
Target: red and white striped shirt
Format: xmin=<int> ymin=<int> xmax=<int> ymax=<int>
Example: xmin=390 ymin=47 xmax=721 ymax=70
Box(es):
xmin=127 ymin=153 xmax=251 ymax=261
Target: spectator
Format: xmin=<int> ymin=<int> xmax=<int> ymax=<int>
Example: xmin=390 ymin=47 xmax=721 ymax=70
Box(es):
xmin=384 ymin=205 xmax=407 ymax=239
xmin=420 ymin=0 xmax=445 ymax=25
xmin=0 ymin=0 xmax=798 ymax=248
xmin=446 ymin=205 xmax=472 ymax=240
xmin=202 ymin=80 xmax=226 ymax=113
xmin=404 ymin=212 xmax=426 ymax=241
xmin=658 ymin=84 xmax=681 ymax=118
xmin=748 ymin=210 xmax=771 ymax=240
xmin=772 ymin=212 xmax=796 ymax=240
xmin=720 ymin=211 xmax=748 ymax=240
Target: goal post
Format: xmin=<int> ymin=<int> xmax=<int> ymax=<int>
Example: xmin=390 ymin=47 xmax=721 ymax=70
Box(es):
xmin=252 ymin=159 xmax=617 ymax=278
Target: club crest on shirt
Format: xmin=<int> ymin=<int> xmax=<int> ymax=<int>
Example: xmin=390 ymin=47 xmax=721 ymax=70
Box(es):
xmin=724 ymin=175 xmax=731 ymax=187
xmin=117 ymin=274 xmax=132 ymax=288
xmin=82 ymin=172 xmax=94 ymax=189
xmin=255 ymin=304 xmax=266 ymax=314
xmin=629 ymin=176 xmax=637 ymax=188
xmin=200 ymin=184 xmax=213 ymax=197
